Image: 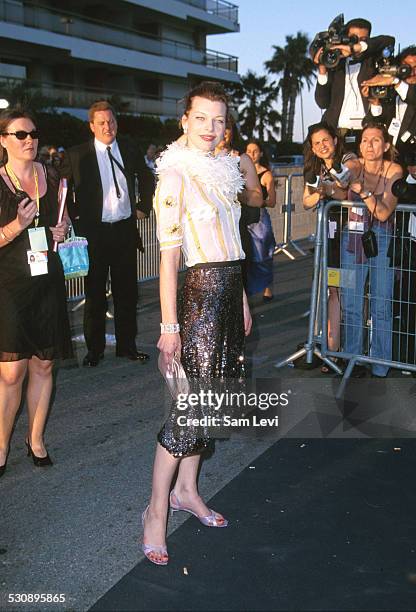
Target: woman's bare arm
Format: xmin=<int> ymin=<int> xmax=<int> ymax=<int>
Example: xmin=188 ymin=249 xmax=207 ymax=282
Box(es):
xmin=157 ymin=247 xmax=182 ymax=365
xmin=262 ymin=170 xmax=276 ymax=208
xmin=239 ymin=153 xmax=262 ymax=207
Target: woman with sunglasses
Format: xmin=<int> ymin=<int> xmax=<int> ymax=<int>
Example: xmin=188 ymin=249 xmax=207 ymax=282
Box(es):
xmin=0 ymin=108 xmax=72 ymax=478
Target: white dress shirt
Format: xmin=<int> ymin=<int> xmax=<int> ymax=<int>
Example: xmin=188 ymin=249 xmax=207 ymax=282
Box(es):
xmin=338 ymin=59 xmax=366 ymax=129
xmin=94 ymin=138 xmax=131 ymax=222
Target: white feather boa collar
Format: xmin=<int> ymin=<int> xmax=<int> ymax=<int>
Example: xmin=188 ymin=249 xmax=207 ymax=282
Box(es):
xmin=155 ymin=142 xmax=245 ymax=198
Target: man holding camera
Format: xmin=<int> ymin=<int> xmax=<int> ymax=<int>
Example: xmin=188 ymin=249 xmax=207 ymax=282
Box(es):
xmin=312 ymin=17 xmax=394 ymax=150
xmin=363 ymin=46 xmax=416 ymax=162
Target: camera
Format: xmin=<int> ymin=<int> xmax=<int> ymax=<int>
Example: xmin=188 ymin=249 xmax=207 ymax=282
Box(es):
xmin=369 ymin=47 xmax=412 ymax=100
xmin=304 ymin=170 xmax=320 ymax=189
xmin=328 ymin=161 xmax=351 ymax=189
xmin=392 ymin=176 xmax=416 ymax=202
xmin=13 ymin=189 xmax=31 ymax=205
xmin=310 ymin=14 xmax=359 ymax=70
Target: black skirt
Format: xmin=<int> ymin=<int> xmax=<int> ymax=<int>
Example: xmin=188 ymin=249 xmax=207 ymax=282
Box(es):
xmin=158 ymin=261 xmax=245 ymax=457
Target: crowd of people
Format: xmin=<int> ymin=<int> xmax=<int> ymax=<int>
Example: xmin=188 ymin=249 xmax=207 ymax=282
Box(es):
xmin=305 ymin=15 xmax=416 ymax=377
xmin=0 ymin=12 xmax=415 ymax=568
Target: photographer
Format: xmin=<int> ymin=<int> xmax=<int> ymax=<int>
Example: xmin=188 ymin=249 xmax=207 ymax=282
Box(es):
xmin=341 ymin=122 xmax=402 ymax=377
xmin=389 ymin=146 xmax=416 ymax=368
xmin=303 ymin=122 xmax=359 ymax=373
xmin=362 ymin=46 xmax=416 ymax=162
xmin=313 ymin=17 xmax=394 ymax=150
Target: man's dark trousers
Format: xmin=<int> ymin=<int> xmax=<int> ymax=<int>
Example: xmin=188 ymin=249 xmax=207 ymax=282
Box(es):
xmin=84 ymin=217 xmax=138 ymax=355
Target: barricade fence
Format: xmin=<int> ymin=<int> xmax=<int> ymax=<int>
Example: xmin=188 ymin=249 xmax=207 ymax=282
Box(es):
xmin=65 ymin=212 xmax=185 ymax=301
xmin=65 ymin=171 xmax=309 ymax=301
xmin=321 ymin=200 xmax=416 ymax=384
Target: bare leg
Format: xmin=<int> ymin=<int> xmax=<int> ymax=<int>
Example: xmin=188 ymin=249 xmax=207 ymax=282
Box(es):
xmin=173 ymin=453 xmax=226 ymax=523
xmin=327 ymin=287 xmax=341 ymax=352
xmin=144 ymin=443 xmax=179 ymax=563
xmin=173 ymin=453 xmax=211 ymax=516
xmin=0 ymin=360 xmax=28 ymax=465
xmin=26 ymin=356 xmax=53 ymax=457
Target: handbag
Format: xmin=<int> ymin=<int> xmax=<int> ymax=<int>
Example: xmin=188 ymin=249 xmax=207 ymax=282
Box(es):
xmin=361 ymin=203 xmax=378 ymax=259
xmin=158 ymin=353 xmax=190 ymax=399
xmin=58 ymin=228 xmax=89 ymax=279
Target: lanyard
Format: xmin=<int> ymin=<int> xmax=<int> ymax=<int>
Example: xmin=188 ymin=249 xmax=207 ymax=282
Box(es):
xmin=6 ymin=163 xmax=40 ymax=227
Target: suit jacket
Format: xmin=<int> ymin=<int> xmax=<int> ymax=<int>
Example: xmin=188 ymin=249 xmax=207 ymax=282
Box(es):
xmin=364 ymin=85 xmax=416 ymax=161
xmin=315 ymin=35 xmax=395 ymax=129
xmin=61 ymin=138 xmax=154 ymax=236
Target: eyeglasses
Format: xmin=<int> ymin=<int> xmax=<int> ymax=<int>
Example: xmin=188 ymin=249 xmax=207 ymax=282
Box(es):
xmin=1 ymin=130 xmax=40 ymax=140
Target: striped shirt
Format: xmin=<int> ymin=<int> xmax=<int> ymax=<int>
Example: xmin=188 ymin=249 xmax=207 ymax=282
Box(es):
xmin=154 ymin=164 xmax=244 ymax=267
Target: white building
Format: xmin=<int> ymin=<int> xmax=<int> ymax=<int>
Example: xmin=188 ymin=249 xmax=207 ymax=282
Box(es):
xmin=0 ymin=0 xmax=240 ymax=118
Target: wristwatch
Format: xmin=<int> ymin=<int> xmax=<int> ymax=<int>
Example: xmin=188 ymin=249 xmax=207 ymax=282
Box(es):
xmin=360 ymin=190 xmax=373 ymax=200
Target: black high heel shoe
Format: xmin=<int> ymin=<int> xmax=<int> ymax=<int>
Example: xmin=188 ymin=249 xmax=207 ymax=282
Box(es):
xmin=25 ymin=440 xmax=53 ymax=467
xmin=0 ymin=447 xmax=10 ymax=478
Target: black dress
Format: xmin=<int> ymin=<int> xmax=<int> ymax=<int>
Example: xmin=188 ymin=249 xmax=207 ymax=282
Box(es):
xmin=0 ymin=165 xmax=73 ymax=362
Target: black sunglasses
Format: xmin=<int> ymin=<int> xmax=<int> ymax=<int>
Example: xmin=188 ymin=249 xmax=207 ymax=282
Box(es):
xmin=2 ymin=130 xmax=40 ymax=140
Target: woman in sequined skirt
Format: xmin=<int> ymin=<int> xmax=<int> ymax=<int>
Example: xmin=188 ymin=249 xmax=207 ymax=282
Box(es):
xmin=141 ymin=82 xmax=252 ymax=566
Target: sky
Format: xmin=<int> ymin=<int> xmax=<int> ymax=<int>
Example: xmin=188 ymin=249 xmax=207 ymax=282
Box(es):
xmin=207 ymin=0 xmax=414 ymax=142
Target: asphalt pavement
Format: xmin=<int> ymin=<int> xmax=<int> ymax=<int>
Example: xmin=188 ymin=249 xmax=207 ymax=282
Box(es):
xmin=1 ymin=241 xmax=415 ymax=612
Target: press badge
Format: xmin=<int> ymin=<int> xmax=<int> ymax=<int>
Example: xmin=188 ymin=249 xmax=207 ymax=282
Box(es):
xmin=328 ymin=221 xmax=337 ymax=239
xmin=28 ymin=227 xmax=48 ymax=252
xmin=348 ymin=207 xmax=364 ymax=232
xmin=388 ymin=118 xmax=401 ymax=142
xmin=349 ymin=115 xmax=363 ymax=130
xmin=27 ymin=250 xmax=48 ymax=276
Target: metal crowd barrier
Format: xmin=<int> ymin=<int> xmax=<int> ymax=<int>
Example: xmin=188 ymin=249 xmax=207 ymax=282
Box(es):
xmin=273 ymin=172 xmax=307 ymax=260
xmin=65 ymin=211 xmax=184 ymax=302
xmin=275 ymin=199 xmax=416 ymax=397
xmin=321 ymin=200 xmax=416 ymax=396
xmin=65 ymin=169 xmax=311 ymax=302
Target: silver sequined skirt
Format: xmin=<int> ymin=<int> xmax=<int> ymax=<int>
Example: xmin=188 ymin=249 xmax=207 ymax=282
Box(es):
xmin=158 ymin=261 xmax=245 ymax=457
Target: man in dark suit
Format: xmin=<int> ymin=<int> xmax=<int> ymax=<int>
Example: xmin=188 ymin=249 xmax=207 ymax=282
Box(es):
xmin=312 ymin=17 xmax=394 ymax=150
xmin=62 ymin=101 xmax=154 ymax=366
xmin=362 ymin=46 xmax=416 ymax=163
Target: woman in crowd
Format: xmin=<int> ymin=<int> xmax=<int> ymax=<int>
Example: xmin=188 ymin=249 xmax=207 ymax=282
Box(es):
xmin=142 ymin=81 xmax=252 ymax=565
xmin=245 ymin=141 xmax=276 ymax=301
xmin=215 ymin=122 xmax=263 ymax=289
xmin=0 ymin=108 xmax=72 ymax=478
xmin=303 ymin=122 xmax=359 ymax=372
xmin=342 ymin=122 xmax=403 ymax=377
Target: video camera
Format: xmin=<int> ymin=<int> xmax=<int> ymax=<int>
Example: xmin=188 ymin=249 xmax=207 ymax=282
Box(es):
xmin=392 ymin=140 xmax=416 ymax=201
xmin=310 ymin=14 xmax=359 ymax=70
xmin=369 ymin=46 xmax=412 ymax=100
xmin=392 ymin=176 xmax=416 ymax=202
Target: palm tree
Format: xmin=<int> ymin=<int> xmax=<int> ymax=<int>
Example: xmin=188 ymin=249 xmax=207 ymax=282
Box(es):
xmin=228 ymin=71 xmax=280 ymax=141
xmin=265 ymin=32 xmax=315 ymax=142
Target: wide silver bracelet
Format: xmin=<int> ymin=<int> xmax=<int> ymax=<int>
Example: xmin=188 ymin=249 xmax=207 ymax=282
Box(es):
xmin=160 ymin=322 xmax=180 ymax=334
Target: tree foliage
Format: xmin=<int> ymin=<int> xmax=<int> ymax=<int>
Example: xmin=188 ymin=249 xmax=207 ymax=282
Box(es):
xmin=228 ymin=71 xmax=281 ymax=142
xmin=265 ymin=32 xmax=315 ymax=142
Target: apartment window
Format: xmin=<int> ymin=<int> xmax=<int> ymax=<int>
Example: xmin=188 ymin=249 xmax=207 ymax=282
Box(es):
xmin=136 ymin=79 xmax=160 ymax=98
xmin=0 ymin=62 xmax=26 ymax=79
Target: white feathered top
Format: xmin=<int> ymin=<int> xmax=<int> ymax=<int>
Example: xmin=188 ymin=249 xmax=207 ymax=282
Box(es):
xmin=153 ymin=142 xmax=245 ymax=267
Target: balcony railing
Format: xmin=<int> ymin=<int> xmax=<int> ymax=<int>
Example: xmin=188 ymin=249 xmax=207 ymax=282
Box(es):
xmin=0 ymin=76 xmax=182 ymax=116
xmin=177 ymin=0 xmax=239 ymax=26
xmin=0 ymin=0 xmax=238 ymax=73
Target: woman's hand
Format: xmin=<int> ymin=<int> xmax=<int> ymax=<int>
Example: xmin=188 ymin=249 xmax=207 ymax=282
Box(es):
xmin=157 ymin=332 xmax=181 ymax=367
xmin=16 ymin=198 xmax=38 ymax=230
xmin=49 ymin=220 xmax=68 ymax=243
xmin=349 ymin=181 xmax=362 ymax=195
xmin=243 ymin=292 xmax=252 ymax=336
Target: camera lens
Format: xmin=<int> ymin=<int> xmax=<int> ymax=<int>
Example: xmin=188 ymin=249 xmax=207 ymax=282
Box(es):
xmin=322 ymin=48 xmax=340 ymax=69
